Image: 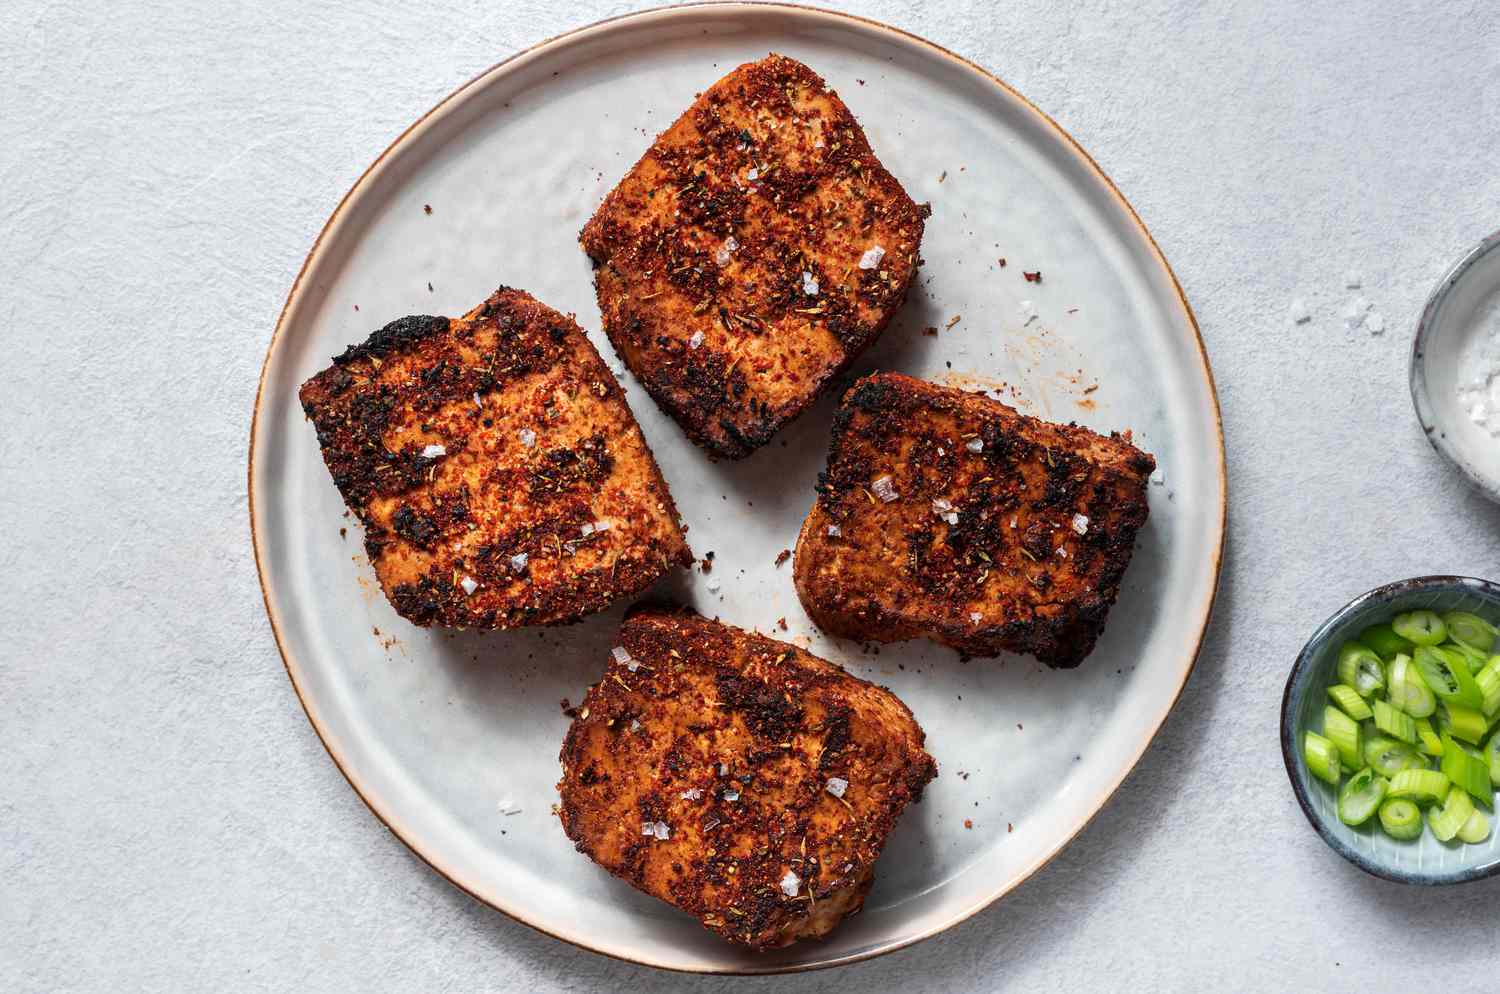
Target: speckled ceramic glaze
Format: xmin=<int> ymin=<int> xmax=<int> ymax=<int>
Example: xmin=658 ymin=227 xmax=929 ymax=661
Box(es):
xmin=249 ymin=2 xmax=1226 ymax=973
xmin=1281 ymin=576 xmax=1500 ymax=884
xmin=1411 ymin=231 xmax=1500 ymax=503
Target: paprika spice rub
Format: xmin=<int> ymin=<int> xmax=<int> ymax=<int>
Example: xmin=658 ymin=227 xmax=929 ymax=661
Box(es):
xmin=793 ymin=373 xmax=1154 ymax=668
xmin=297 ymin=287 xmax=692 ymax=629
xmin=580 ymin=54 xmax=927 ymax=458
xmin=557 ymin=607 xmax=936 ymax=949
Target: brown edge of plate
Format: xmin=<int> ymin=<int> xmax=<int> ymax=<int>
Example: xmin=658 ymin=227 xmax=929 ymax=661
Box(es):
xmin=247 ymin=1 xmax=1229 ymax=975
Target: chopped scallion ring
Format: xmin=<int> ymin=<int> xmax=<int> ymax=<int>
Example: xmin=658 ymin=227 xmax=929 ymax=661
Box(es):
xmin=1358 ymin=623 xmax=1414 ymax=661
xmin=1436 ymin=700 xmax=1488 ymax=746
xmin=1413 ymin=646 xmax=1484 ymax=709
xmin=1415 ymin=716 xmax=1443 ymax=757
xmin=1323 ymin=706 xmax=1362 ymax=769
xmin=1442 ymin=611 xmax=1498 ymax=654
xmin=1457 ymin=807 xmax=1491 ymax=844
xmin=1304 ymin=732 xmax=1341 ymax=786
xmin=1427 ymin=786 xmax=1476 ymax=842
xmin=1378 ymin=797 xmax=1423 ymax=840
xmin=1387 ymin=654 xmax=1435 ymax=718
xmin=1327 ymin=684 xmax=1373 ymax=721
xmin=1363 ymin=735 xmax=1422 ymax=777
xmin=1338 ymin=643 xmax=1386 ymax=698
xmin=1392 ymin=610 xmax=1447 ymax=646
xmin=1488 ymin=733 xmax=1500 ymax=788
xmin=1387 ymin=768 xmax=1450 ymax=805
xmin=1372 ymin=699 xmax=1417 ymax=745
xmin=1440 ymin=733 xmax=1494 ymax=808
xmin=1337 ymin=768 xmax=1387 ymax=826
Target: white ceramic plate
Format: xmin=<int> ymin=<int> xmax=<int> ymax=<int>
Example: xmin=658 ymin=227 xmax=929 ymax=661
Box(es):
xmin=250 ymin=3 xmax=1225 ymax=974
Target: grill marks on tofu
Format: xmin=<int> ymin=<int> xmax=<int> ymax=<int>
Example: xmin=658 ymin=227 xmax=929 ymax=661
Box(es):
xmin=793 ymin=373 xmax=1154 ymax=667
xmin=557 ymin=608 xmax=936 ymax=949
xmin=580 ymin=54 xmax=927 ymax=458
xmin=297 ymin=287 xmax=692 ymax=629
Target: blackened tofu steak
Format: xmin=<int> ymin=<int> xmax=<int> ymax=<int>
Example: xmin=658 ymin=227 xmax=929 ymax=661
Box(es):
xmin=793 ymin=373 xmax=1154 ymax=667
xmin=557 ymin=607 xmax=936 ymax=949
xmin=297 ymin=287 xmax=692 ymax=629
xmin=580 ymin=54 xmax=927 ymax=459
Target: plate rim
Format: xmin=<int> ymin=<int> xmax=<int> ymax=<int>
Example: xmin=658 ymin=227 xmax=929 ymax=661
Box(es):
xmin=248 ymin=0 xmax=1228 ymax=974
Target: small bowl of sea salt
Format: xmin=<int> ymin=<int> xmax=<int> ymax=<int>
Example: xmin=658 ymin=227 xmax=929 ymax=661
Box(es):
xmin=1410 ymin=230 xmax=1500 ymax=502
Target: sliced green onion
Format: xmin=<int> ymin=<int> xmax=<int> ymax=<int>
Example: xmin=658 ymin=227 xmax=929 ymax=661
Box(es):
xmin=1327 ymin=684 xmax=1373 ymax=721
xmin=1358 ymin=623 xmax=1415 ymax=660
xmin=1378 ymin=797 xmax=1423 ymax=840
xmin=1388 ymin=768 xmax=1450 ymax=805
xmin=1337 ymin=768 xmax=1388 ymax=826
xmin=1489 ymin=732 xmax=1500 ymax=787
xmin=1476 ymin=664 xmax=1500 ymax=718
xmin=1393 ymin=610 xmax=1447 ymax=646
xmin=1427 ymin=786 xmax=1476 ymax=842
xmin=1440 ymin=733 xmax=1494 ymax=808
xmin=1304 ymin=731 xmax=1342 ymax=786
xmin=1373 ymin=699 xmax=1417 ymax=745
xmin=1337 ymin=642 xmax=1386 ymax=698
xmin=1323 ymin=706 xmax=1362 ymax=769
xmin=1413 ymin=646 xmax=1485 ymax=709
xmin=1457 ymin=807 xmax=1491 ymax=844
xmin=1387 ymin=654 xmax=1436 ymax=718
xmin=1415 ymin=716 xmax=1444 ymax=757
xmin=1441 ymin=611 xmax=1498 ymax=654
xmin=1363 ymin=735 xmax=1424 ymax=777
xmin=1436 ymin=700 xmax=1488 ymax=745
xmin=1444 ymin=641 xmax=1490 ymax=675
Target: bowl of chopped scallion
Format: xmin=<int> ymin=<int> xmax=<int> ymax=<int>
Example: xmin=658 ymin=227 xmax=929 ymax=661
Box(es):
xmin=1282 ymin=576 xmax=1500 ymax=883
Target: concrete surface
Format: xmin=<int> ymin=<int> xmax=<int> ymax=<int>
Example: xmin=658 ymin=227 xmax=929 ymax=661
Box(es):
xmin=4 ymin=1 xmax=1499 ymax=990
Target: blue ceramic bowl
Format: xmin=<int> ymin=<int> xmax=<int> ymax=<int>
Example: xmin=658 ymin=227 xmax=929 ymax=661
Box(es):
xmin=1281 ymin=575 xmax=1500 ymax=884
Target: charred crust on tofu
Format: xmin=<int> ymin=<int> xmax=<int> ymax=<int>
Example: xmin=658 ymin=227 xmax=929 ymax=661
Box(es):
xmin=794 ymin=372 xmax=1154 ymax=667
xmin=297 ymin=287 xmax=693 ymax=630
xmin=580 ymin=54 xmax=927 ymax=459
xmin=557 ymin=608 xmax=935 ymax=949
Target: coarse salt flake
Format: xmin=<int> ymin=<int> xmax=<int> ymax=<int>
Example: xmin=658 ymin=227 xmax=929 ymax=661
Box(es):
xmin=473 ymin=392 xmax=483 ymax=408
xmin=518 ymin=428 xmax=536 ymax=448
xmin=801 ymin=270 xmax=819 ymax=295
xmin=460 ymin=576 xmax=478 ymax=596
xmin=1345 ymin=270 xmax=1362 ymax=289
xmin=706 ymin=576 xmax=721 ymax=593
xmin=746 ymin=167 xmax=759 ymax=181
xmin=826 ymin=777 xmax=848 ymax=798
xmin=969 ymin=611 xmax=982 ymax=624
xmin=966 ymin=437 xmax=984 ymax=453
xmin=496 ymin=796 xmax=522 ymax=815
xmin=780 ymin=870 xmax=801 ymax=897
xmin=1150 ymin=469 xmax=1165 ymax=486
xmin=612 ymin=646 xmax=632 ymax=666
xmin=1288 ymin=298 xmax=1310 ymax=325
xmin=871 ymin=474 xmax=899 ymax=502
xmin=1072 ymin=513 xmax=1090 ymax=535
xmin=859 ymin=245 xmax=886 ymax=270
xmin=722 ymin=787 xmax=740 ymax=802
xmin=715 ymin=236 xmax=739 ymax=266
xmin=629 ymin=719 xmax=641 ymax=732
xmin=421 ymin=444 xmax=447 ymax=459
xmin=510 ymin=552 xmax=528 ymax=572
xmin=641 ymin=821 xmax=670 ymax=840
xmin=688 ymin=330 xmax=705 ymax=350
xmin=1365 ymin=311 xmax=1385 ymax=334
xmin=814 ymin=137 xmax=825 ymax=149
xmin=826 ymin=523 xmax=841 ymax=537
xmin=1020 ymin=300 xmax=1039 ymax=325
xmin=680 ymin=788 xmax=702 ymax=801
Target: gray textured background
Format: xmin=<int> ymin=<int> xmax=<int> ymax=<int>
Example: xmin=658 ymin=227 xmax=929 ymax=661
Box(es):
xmin=5 ymin=1 xmax=1500 ymax=991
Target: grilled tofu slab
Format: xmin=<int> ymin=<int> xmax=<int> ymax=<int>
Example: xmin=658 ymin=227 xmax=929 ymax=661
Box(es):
xmin=297 ymin=287 xmax=692 ymax=629
xmin=793 ymin=373 xmax=1154 ymax=667
xmin=557 ymin=607 xmax=936 ymax=949
xmin=580 ymin=53 xmax=927 ymax=459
